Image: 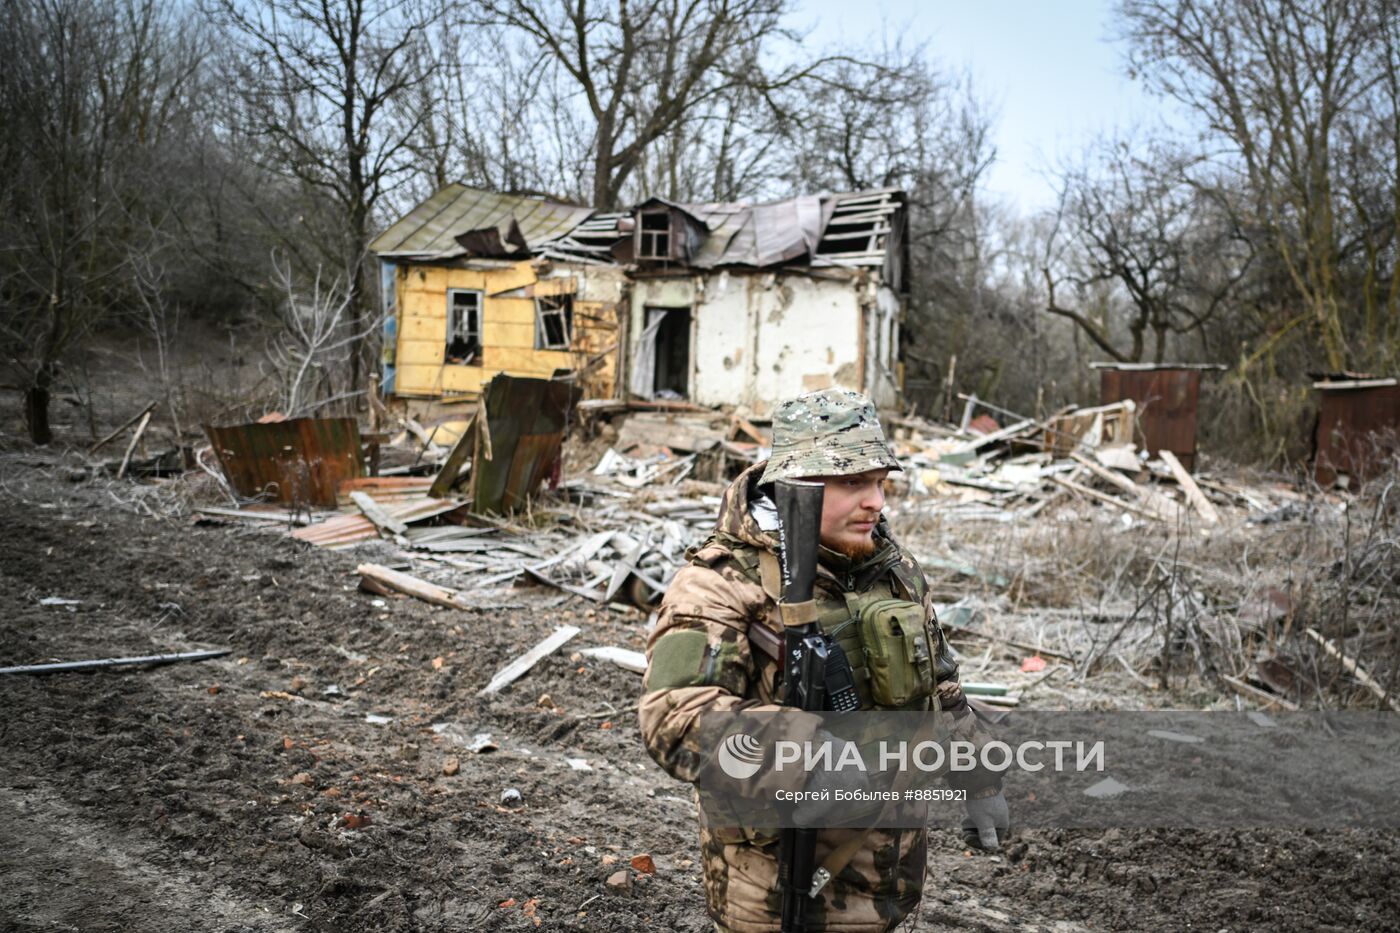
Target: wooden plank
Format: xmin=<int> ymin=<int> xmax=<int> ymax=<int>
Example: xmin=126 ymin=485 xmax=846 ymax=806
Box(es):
xmin=195 ymin=506 xmax=314 ymax=525
xmin=481 ymin=298 xmax=539 ymax=326
xmin=0 ymin=649 xmax=231 ymax=676
xmin=1158 ymin=450 xmax=1220 ymax=525
xmin=356 ymin=563 xmax=475 ymax=610
xmin=400 ymin=339 xmax=447 ymax=366
xmin=429 ymin=413 xmax=478 ymax=498
xmin=730 ymin=413 xmax=770 ymax=445
xmin=478 ymin=626 xmax=581 ymax=695
xmin=521 ymin=566 xmax=606 ymax=601
xmin=393 ymin=363 xmax=449 ymax=396
xmin=1049 ymin=475 xmax=1164 ymax=522
xmin=350 ymin=491 xmax=409 ymax=536
xmin=481 ymin=320 xmax=538 ymax=349
xmin=117 ymin=411 xmax=153 ymax=479
xmin=948 ymin=419 xmax=1038 ymax=454
xmin=578 ymin=646 xmax=647 ymax=674
xmin=398 ymin=315 xmax=446 ymax=341
xmin=1305 ymin=628 xmax=1400 ymax=711
xmin=89 ymin=401 xmax=155 ymax=455
xmin=1220 ymin=674 xmax=1300 ymax=711
xmin=441 ymin=365 xmax=486 ymax=394
xmin=1070 ymin=452 xmax=1147 ymax=500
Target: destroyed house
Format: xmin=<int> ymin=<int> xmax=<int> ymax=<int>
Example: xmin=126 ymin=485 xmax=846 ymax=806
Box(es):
xmin=372 ymin=185 xmax=909 ymax=415
xmin=619 ymin=190 xmax=909 ymax=414
xmin=370 ymin=185 xmax=628 ymax=404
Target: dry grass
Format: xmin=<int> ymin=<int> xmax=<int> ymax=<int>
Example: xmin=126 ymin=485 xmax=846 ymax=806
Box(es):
xmin=894 ymin=460 xmax=1400 ymax=711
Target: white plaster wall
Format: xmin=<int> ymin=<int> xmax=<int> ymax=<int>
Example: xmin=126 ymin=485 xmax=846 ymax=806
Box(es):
xmin=867 ymin=285 xmax=902 ymax=408
xmin=630 ymin=271 xmax=897 ymax=414
xmin=555 ymin=263 xmax=628 ymax=303
xmin=744 ymin=275 xmax=862 ymax=415
xmin=688 ymin=272 xmax=755 ymax=406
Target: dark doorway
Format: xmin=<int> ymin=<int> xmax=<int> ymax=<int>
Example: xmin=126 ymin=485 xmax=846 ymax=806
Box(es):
xmin=651 ymin=307 xmax=691 ymax=398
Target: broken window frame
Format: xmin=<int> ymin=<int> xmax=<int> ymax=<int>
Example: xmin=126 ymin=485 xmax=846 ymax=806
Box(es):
xmin=534 ymin=294 xmax=574 ymax=350
xmin=446 ymin=288 xmax=483 ymax=364
xmin=637 ymin=210 xmax=673 ymax=260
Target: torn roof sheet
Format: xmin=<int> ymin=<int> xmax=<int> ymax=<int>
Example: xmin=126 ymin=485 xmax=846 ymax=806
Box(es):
xmin=373 ymin=183 xmax=904 ymax=271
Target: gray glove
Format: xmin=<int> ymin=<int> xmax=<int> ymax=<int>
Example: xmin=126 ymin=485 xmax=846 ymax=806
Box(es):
xmin=961 ymin=789 xmax=1009 ymax=851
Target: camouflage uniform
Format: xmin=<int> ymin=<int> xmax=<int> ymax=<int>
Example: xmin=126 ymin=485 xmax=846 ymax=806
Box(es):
xmin=639 ymin=390 xmax=999 ymax=933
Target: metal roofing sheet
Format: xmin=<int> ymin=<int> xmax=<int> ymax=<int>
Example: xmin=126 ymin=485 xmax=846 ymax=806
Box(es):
xmin=371 ymin=184 xmax=596 ymax=256
xmin=373 ymin=183 xmax=903 ymax=270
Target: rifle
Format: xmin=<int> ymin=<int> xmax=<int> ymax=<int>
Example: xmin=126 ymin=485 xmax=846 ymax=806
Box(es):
xmin=773 ymin=479 xmax=827 ymax=933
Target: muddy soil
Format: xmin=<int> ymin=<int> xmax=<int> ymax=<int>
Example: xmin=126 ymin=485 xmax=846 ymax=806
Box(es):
xmin=1 ymin=462 xmax=1397 ymax=933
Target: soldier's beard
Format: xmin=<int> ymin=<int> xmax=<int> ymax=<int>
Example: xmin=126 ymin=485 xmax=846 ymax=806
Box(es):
xmin=826 ymin=535 xmax=877 ymax=560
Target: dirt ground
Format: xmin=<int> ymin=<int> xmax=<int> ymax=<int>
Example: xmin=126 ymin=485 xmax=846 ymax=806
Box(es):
xmin=2 ymin=342 xmax=1399 ymax=933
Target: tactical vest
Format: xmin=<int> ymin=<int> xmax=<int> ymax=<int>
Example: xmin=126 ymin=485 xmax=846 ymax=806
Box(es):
xmin=700 ymin=534 xmax=939 ymax=712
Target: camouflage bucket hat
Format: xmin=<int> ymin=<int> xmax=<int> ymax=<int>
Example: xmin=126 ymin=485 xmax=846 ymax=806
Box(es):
xmin=759 ymin=388 xmax=902 ymax=484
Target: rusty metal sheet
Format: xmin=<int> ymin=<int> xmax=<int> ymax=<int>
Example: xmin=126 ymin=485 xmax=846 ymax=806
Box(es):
xmin=204 ymin=418 xmax=364 ymax=507
xmin=1313 ymin=382 xmax=1400 ymax=486
xmin=335 ymin=476 xmax=436 ymax=508
xmin=292 ymin=497 xmax=464 ymax=549
xmin=1100 ymin=368 xmax=1203 ymax=471
xmin=471 ymin=375 xmax=582 ymax=514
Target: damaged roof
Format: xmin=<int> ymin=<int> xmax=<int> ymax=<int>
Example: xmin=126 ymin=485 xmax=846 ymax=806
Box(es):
xmin=372 ymin=183 xmax=905 ymax=273
xmin=370 ymin=185 xmax=596 ymax=258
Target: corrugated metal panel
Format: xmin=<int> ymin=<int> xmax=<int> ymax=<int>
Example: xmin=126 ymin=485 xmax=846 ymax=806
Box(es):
xmin=371 ymin=184 xmax=596 ymax=256
xmin=292 ymin=497 xmax=465 ymax=549
xmin=472 ymin=375 xmax=581 ymax=513
xmin=335 ymin=476 xmax=436 ymax=508
xmin=1313 ymin=382 xmax=1400 ymax=486
xmin=1099 ymin=368 xmax=1203 ymax=470
xmin=205 ymin=418 xmax=364 ymax=507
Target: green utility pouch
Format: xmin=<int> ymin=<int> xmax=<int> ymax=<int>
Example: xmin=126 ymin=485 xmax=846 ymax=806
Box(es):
xmin=858 ymin=598 xmax=936 ymax=707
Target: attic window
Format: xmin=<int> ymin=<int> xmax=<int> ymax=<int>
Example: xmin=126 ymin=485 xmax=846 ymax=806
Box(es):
xmin=535 ymin=294 xmax=573 ymax=349
xmin=446 ymin=289 xmax=482 ymax=363
xmin=638 ymin=210 xmax=672 ymax=259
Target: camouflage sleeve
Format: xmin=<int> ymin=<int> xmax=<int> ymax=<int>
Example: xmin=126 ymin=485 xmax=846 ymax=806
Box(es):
xmin=638 ymin=562 xmax=782 ymax=784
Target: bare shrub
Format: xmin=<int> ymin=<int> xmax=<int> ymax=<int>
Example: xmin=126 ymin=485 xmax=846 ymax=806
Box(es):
xmin=264 ymin=253 xmax=375 ymax=417
xmin=896 ymin=458 xmax=1400 ymax=709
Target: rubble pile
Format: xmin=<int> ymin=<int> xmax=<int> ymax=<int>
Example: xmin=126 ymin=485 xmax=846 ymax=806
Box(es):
xmin=194 ymin=394 xmax=1317 ymax=617
xmin=182 ymin=385 xmax=1379 ymax=714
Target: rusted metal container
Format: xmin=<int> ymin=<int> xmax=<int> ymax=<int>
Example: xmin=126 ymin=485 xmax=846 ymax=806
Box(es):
xmin=1095 ymin=364 xmax=1222 ymax=471
xmin=204 ymin=417 xmax=364 ymax=507
xmin=1313 ymin=378 xmax=1400 ymax=486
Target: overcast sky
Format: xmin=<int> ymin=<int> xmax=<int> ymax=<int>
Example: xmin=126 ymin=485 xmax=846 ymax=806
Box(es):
xmin=798 ymin=0 xmax=1166 ymax=213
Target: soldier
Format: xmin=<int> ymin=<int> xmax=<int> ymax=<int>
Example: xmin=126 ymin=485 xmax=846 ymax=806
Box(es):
xmin=639 ymin=388 xmax=1008 ymax=933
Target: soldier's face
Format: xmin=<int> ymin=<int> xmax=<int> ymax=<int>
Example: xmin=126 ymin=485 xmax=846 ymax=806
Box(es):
xmin=816 ymin=469 xmax=889 ymax=557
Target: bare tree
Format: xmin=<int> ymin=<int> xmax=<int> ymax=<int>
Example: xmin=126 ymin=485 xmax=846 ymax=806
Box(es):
xmin=1118 ymin=0 xmax=1398 ymax=371
xmin=1042 ymin=138 xmax=1253 ymax=363
xmin=208 ymin=0 xmax=445 ymax=393
xmin=477 ymin=0 xmax=842 ymax=208
xmin=0 ymin=0 xmax=205 ymax=444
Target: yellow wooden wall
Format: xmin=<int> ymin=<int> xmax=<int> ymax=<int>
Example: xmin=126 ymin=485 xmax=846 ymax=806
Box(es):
xmin=393 ymin=261 xmax=619 ymax=399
